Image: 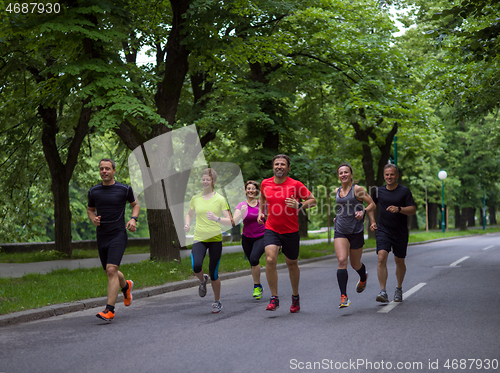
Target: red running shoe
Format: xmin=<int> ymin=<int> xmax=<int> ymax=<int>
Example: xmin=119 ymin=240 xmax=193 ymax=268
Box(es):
xmin=290 ymin=295 xmax=300 ymax=313
xmin=266 ymin=296 xmax=280 ymax=311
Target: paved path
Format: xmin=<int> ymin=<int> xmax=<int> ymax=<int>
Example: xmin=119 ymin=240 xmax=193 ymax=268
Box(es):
xmin=0 ymin=238 xmax=332 ymax=278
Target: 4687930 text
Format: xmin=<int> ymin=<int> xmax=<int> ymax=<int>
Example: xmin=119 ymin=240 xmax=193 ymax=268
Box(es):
xmin=289 ymin=358 xmax=499 ymax=371
xmin=5 ymin=3 xmax=61 ymax=13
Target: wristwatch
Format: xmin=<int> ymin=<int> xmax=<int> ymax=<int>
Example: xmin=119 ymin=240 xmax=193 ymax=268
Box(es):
xmin=131 ymin=216 xmax=138 ymax=222
xmin=298 ymin=202 xmax=303 ymax=209
xmin=398 ymin=207 xmax=401 ymax=213
xmin=217 ymin=216 xmax=221 ymax=222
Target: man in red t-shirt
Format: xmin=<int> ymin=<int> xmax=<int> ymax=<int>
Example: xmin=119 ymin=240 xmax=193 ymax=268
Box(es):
xmin=258 ymin=154 xmax=316 ymax=313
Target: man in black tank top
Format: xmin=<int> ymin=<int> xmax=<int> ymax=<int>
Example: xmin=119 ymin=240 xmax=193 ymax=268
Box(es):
xmin=87 ymin=158 xmax=140 ymax=321
xmin=371 ymin=164 xmax=416 ymax=303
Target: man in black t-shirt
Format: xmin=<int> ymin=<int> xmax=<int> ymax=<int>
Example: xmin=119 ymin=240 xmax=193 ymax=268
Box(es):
xmin=371 ymin=164 xmax=416 ymax=303
xmin=87 ymin=158 xmax=140 ymax=321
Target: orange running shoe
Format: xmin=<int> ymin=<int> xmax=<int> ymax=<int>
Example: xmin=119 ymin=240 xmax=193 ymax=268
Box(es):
xmin=96 ymin=308 xmax=115 ymax=321
xmin=123 ymin=280 xmax=134 ymax=307
xmin=356 ymin=273 xmax=368 ymax=293
xmin=339 ymin=294 xmax=351 ymax=309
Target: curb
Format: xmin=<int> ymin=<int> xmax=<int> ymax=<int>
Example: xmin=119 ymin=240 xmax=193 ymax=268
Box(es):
xmin=0 ymin=255 xmax=340 ymax=327
xmin=0 ymin=233 xmax=492 ymax=327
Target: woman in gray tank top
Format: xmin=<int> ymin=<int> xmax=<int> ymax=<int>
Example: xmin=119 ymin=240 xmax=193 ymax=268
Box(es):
xmin=334 ymin=164 xmax=376 ymax=309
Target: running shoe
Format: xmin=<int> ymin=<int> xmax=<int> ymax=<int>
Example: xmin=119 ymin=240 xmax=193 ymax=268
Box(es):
xmin=253 ymin=285 xmax=263 ymax=300
xmin=376 ymin=290 xmax=389 ymax=303
xmin=212 ymin=300 xmax=223 ymax=313
xmin=290 ymin=295 xmax=300 ymax=313
xmin=199 ymin=274 xmax=208 ymax=297
xmin=266 ymin=296 xmax=280 ymax=311
xmin=356 ymin=273 xmax=368 ymax=293
xmin=394 ymin=287 xmax=403 ymax=302
xmin=123 ymin=280 xmax=134 ymax=307
xmin=339 ymin=294 xmax=350 ymax=309
xmin=96 ymin=308 xmax=115 ymax=321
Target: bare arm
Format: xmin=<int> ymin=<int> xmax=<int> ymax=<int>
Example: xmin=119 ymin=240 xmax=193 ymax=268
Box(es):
xmin=257 ymin=192 xmax=267 ymax=224
xmin=126 ymin=200 xmax=140 ymax=232
xmin=87 ymin=206 xmax=101 ymax=226
xmin=184 ymin=208 xmax=195 ymax=232
xmin=354 ymin=185 xmax=376 ymax=222
xmin=387 ymin=205 xmax=416 ymax=215
xmin=206 ymin=209 xmax=234 ymax=226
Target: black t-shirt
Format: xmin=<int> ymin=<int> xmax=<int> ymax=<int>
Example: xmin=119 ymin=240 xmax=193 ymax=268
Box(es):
xmin=372 ymin=184 xmax=416 ymax=238
xmin=88 ymin=182 xmax=135 ymax=233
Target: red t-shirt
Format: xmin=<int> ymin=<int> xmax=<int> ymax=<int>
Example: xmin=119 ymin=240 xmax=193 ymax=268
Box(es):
xmin=261 ymin=176 xmax=311 ymax=234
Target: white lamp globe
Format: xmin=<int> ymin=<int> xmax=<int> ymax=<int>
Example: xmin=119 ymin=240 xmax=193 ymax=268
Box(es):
xmin=438 ymin=170 xmax=447 ymax=180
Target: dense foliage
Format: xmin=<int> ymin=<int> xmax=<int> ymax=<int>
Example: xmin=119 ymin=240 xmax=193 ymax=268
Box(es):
xmin=1 ymin=0 xmax=499 ymax=257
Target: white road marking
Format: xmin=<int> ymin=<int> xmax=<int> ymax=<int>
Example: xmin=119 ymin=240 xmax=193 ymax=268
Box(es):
xmin=449 ymin=256 xmax=470 ymax=267
xmin=481 ymin=245 xmax=494 ymax=251
xmin=378 ymin=282 xmax=426 ymax=314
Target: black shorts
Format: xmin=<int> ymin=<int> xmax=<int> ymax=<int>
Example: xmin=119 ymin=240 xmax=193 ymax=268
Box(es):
xmin=376 ymin=231 xmax=408 ymax=258
xmin=334 ymin=231 xmax=365 ymax=250
xmin=263 ymin=229 xmax=300 ymax=260
xmin=97 ymin=228 xmax=128 ymax=270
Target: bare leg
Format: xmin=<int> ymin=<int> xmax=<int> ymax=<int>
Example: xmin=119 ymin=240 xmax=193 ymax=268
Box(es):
xmin=265 ymin=245 xmax=280 ymax=296
xmin=105 ymin=264 xmax=126 ymax=306
xmin=285 ymin=257 xmax=300 ymax=296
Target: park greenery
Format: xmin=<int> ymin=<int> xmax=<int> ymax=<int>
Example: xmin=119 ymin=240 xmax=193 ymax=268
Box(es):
xmin=1 ymin=0 xmax=499 ymax=260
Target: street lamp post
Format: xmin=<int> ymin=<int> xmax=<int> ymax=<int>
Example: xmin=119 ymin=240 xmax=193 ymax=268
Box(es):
xmin=438 ymin=170 xmax=447 ymax=233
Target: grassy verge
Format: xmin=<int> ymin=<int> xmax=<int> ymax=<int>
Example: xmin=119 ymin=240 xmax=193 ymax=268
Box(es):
xmin=0 ymin=245 xmax=150 ymax=264
xmin=0 ymin=242 xmax=334 ymax=315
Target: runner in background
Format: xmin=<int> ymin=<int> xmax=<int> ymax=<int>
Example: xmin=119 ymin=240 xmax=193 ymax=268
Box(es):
xmin=371 ymin=164 xmax=416 ymax=303
xmin=230 ymin=181 xmax=266 ymax=299
xmin=185 ymin=168 xmax=230 ymax=313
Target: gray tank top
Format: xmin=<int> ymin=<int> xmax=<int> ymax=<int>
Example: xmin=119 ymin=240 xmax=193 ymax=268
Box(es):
xmin=335 ymin=185 xmax=364 ymax=234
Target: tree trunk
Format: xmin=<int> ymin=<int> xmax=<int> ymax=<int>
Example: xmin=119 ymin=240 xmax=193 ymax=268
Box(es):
xmin=298 ymin=209 xmax=308 ymax=238
xmin=40 ymin=98 xmax=90 ymax=257
xmin=489 ymin=205 xmax=497 ymax=225
xmin=428 ymin=202 xmax=438 ymax=230
xmin=148 ymin=210 xmax=181 ymax=261
xmin=51 ymin=173 xmax=73 ymax=256
xmin=114 ymin=0 xmax=195 ymax=262
xmin=352 ymin=115 xmax=397 ymax=240
xmin=467 ymin=207 xmax=476 ymax=227
xmin=408 ymin=214 xmax=419 ymax=231
xmin=457 ymin=207 xmax=469 ymax=231
xmin=230 ymin=224 xmax=242 ymax=242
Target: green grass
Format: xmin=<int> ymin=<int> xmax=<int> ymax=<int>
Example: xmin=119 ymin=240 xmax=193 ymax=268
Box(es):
xmin=0 ymin=245 xmax=150 ymax=264
xmin=0 ymin=242 xmax=335 ymax=315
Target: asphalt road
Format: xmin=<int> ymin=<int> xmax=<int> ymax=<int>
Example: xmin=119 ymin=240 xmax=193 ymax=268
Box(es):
xmin=1 ymin=234 xmax=499 ymax=373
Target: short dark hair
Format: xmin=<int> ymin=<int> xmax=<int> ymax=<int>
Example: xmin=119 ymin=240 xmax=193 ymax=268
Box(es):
xmin=100 ymin=158 xmax=116 ymax=170
xmin=272 ymin=154 xmax=291 ymax=167
xmin=202 ymin=168 xmax=218 ymax=184
xmin=337 ymin=163 xmax=353 ymax=175
xmin=245 ymin=180 xmax=260 ymax=190
xmin=384 ymin=163 xmax=399 ymax=174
